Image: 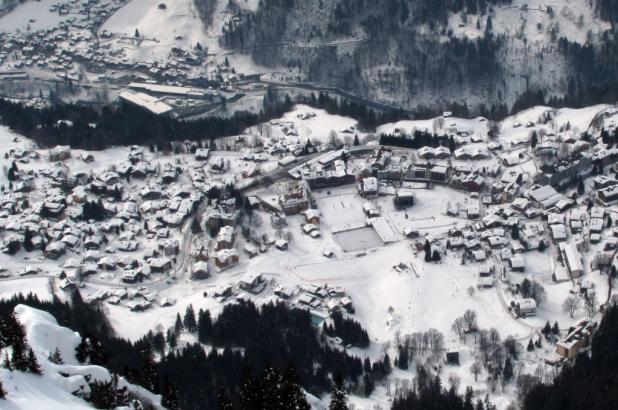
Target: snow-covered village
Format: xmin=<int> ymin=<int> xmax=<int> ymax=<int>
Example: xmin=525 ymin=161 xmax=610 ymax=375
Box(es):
xmin=2 ymin=0 xmax=618 ymax=410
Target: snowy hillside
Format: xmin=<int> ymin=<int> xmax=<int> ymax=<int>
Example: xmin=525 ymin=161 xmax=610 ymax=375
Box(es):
xmin=0 ymin=305 xmax=162 ymax=409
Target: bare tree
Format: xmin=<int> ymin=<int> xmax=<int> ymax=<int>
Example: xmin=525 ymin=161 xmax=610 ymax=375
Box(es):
xmin=562 ymin=295 xmax=580 ymax=318
xmin=462 ymin=310 xmax=478 ymax=333
xmin=451 ymin=317 xmax=466 ymax=341
xmin=470 ymin=361 xmax=482 ymax=382
xmin=585 ymin=294 xmax=598 ymax=317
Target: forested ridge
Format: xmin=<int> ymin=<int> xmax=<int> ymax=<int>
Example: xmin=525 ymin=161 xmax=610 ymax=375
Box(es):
xmin=0 ymin=292 xmax=386 ymax=409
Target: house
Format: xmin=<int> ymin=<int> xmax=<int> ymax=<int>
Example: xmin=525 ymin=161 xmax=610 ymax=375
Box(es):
xmin=121 ymin=270 xmax=141 ymax=284
xmin=359 ymin=177 xmax=378 ymax=197
xmin=514 ymin=298 xmax=537 ymax=317
xmin=509 ymin=255 xmax=525 ymax=272
xmin=191 ymin=261 xmax=209 ymax=280
xmin=445 ymin=351 xmax=460 ymax=366
xmin=303 ymin=209 xmax=320 ymax=225
xmin=362 ymin=202 xmax=380 ymax=218
xmin=214 ymin=248 xmax=239 ymax=270
xmin=556 ymin=320 xmax=597 ymax=359
xmin=551 ymin=224 xmax=567 ymax=242
xmin=48 ymin=145 xmax=71 ymax=162
xmin=472 ymin=250 xmax=487 ymax=262
xmin=275 ymin=239 xmax=289 ymax=250
xmin=279 ymin=181 xmax=310 ymax=215
xmin=238 ymin=272 xmax=266 ymax=294
xmin=215 ymin=226 xmax=235 ymax=250
xmin=274 ymin=284 xmax=293 ymax=299
xmin=195 ymin=148 xmax=210 ymax=161
xmin=529 ymin=185 xmax=565 ymax=209
xmin=148 ymin=257 xmax=172 ymax=273
xmin=559 ymin=242 xmax=584 ymax=279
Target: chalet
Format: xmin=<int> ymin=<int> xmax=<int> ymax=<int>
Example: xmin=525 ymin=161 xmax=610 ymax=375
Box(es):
xmin=529 ymin=185 xmax=565 ymax=209
xmin=44 ymin=241 xmax=66 ymax=259
xmin=599 ymin=185 xmax=618 ymax=205
xmin=191 ymin=261 xmax=209 ymax=280
xmin=274 ymin=284 xmax=293 ymax=299
xmin=148 ymin=257 xmax=172 ymax=273
xmin=275 ymin=239 xmax=289 ymax=250
xmin=215 ymin=248 xmax=239 ymax=270
xmin=509 ymin=255 xmax=525 ymax=272
xmin=238 ymin=272 xmax=266 ymax=293
xmin=472 ymin=250 xmax=487 ymax=262
xmin=215 ymin=226 xmax=235 ymax=250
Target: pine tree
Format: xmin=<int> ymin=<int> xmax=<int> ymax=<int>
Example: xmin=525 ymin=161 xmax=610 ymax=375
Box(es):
xmin=75 ymin=337 xmax=90 ymax=363
xmin=542 ymin=321 xmax=552 ymax=337
xmin=26 ymin=348 xmax=41 ymax=375
xmin=48 ymin=347 xmax=64 ymax=365
xmin=552 ymin=321 xmax=560 ymax=335
xmin=2 ymin=352 xmax=11 ymax=370
xmin=197 ymin=309 xmax=212 ymax=343
xmin=23 ymin=228 xmax=34 ymax=252
xmin=183 ymin=305 xmax=197 ymax=333
xmin=329 ymin=373 xmax=349 ymax=410
xmin=424 ymin=240 xmax=432 ymax=263
xmin=527 ymin=339 xmax=534 ymax=351
xmin=174 ymin=313 xmax=184 ymax=334
xmin=0 ymin=378 xmax=5 ymax=399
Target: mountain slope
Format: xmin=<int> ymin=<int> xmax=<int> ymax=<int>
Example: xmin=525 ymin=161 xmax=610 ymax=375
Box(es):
xmin=0 ymin=305 xmax=163 ymax=410
xmin=203 ymin=0 xmax=618 ymax=114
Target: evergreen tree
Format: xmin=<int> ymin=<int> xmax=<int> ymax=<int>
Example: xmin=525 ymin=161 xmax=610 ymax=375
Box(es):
xmin=26 ymin=347 xmax=41 ymax=375
xmin=197 ymin=309 xmax=212 ymax=343
xmin=530 ymin=131 xmax=538 ymax=148
xmin=542 ymin=321 xmax=552 ymax=337
xmin=527 ymin=339 xmax=534 ymax=351
xmin=183 ymin=305 xmax=197 ymax=333
xmin=89 ymin=374 xmax=119 ymax=409
xmin=75 ymin=337 xmax=90 ymax=363
xmin=48 ymin=347 xmax=64 ymax=365
xmin=329 ymin=373 xmax=349 ymax=410
xmin=551 ymin=321 xmax=560 ymax=335
xmin=424 ymin=240 xmax=432 ymax=263
xmin=2 ymin=352 xmax=11 ymax=370
xmin=174 ymin=313 xmax=184 ymax=334
xmin=0 ymin=378 xmax=5 ymax=399
xmin=23 ymin=228 xmax=34 ymax=252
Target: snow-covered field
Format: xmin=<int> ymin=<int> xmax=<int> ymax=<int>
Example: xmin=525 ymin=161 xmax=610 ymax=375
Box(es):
xmin=0 ymin=0 xmax=70 ymax=32
xmin=100 ymin=0 xmax=206 ymax=62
